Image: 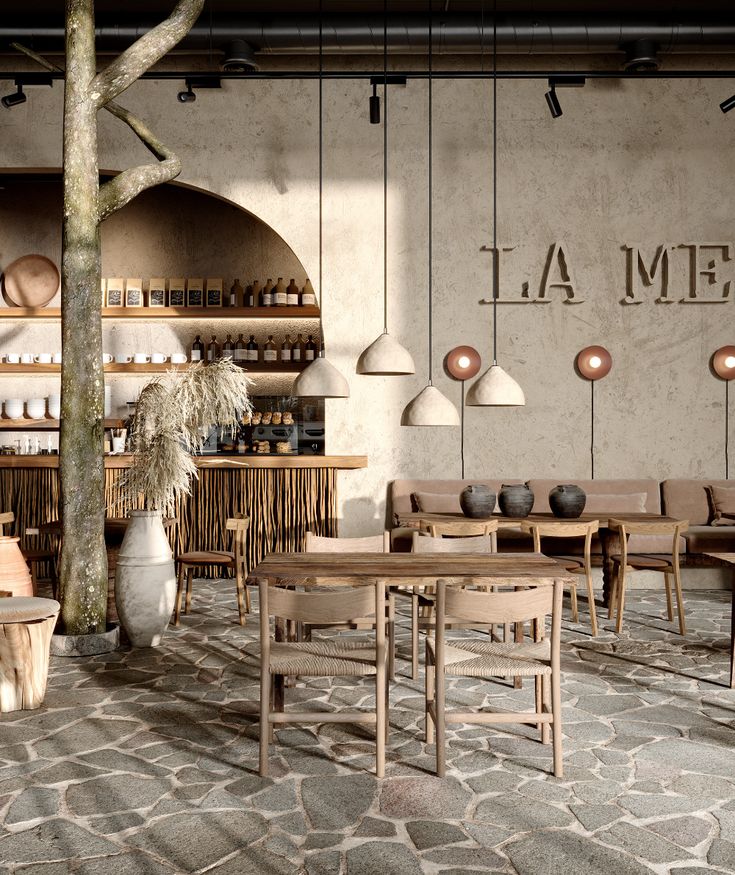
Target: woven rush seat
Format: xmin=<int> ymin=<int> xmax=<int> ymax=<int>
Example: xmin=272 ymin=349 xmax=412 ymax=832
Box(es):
xmin=0 ymin=597 xmax=60 ymax=623
xmin=610 ymin=553 xmax=670 ymax=569
xmin=269 ymin=640 xmax=378 ymax=676
xmin=430 ymin=638 xmax=552 ymax=678
xmin=177 ymin=550 xmax=234 ymax=565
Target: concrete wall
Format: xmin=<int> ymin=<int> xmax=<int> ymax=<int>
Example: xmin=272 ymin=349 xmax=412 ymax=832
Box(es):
xmin=1 ymin=60 xmax=734 ymax=531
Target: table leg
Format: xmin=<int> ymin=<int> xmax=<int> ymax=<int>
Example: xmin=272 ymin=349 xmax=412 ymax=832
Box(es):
xmin=274 ymin=616 xmax=286 ymax=710
xmin=600 ymin=528 xmax=619 ymax=609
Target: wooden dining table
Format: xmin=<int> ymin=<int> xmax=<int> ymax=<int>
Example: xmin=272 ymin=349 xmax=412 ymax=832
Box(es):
xmin=396 ymin=511 xmax=678 ymax=607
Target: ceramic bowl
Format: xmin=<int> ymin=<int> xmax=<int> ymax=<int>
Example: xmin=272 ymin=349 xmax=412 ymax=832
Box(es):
xmin=26 ymin=398 xmax=47 ymax=420
xmin=4 ymin=399 xmax=24 ymax=419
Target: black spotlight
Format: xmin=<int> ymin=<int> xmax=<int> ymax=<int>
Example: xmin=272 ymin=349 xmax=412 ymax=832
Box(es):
xmin=221 ymin=39 xmax=259 ymax=72
xmin=369 ymin=82 xmax=380 ymax=124
xmin=1 ymin=84 xmax=26 ymax=109
xmin=721 ymin=94 xmax=735 ymax=114
xmin=545 ymin=86 xmax=562 ymax=118
xmin=545 ymin=77 xmax=585 ymax=119
xmin=177 ymin=85 xmax=196 ymax=103
xmin=177 ymin=77 xmax=221 ymax=104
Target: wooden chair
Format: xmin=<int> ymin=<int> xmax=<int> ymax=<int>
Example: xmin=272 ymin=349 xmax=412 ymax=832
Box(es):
xmin=426 ymin=578 xmax=564 ymax=778
xmin=174 ymin=514 xmax=250 ymax=626
xmin=608 ymin=519 xmax=689 ymax=635
xmin=408 ymin=528 xmax=498 ymax=680
xmin=304 ymin=532 xmax=395 ymax=679
xmin=259 ymin=578 xmax=387 ymax=777
xmin=0 ymin=512 xmax=57 ymax=597
xmin=522 ymin=520 xmax=599 ymax=635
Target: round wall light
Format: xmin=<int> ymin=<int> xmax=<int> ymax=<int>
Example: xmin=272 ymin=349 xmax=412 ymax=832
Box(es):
xmin=445 ymin=346 xmax=481 ymax=381
xmin=576 ymin=345 xmax=612 ymax=381
xmin=712 ymin=345 xmax=735 ymax=380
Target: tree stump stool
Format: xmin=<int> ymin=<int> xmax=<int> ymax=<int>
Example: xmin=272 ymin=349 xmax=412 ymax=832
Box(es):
xmin=0 ymin=597 xmax=60 ymax=712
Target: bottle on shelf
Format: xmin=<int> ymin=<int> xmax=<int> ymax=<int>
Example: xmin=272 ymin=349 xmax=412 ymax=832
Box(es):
xmin=261 ymin=278 xmax=273 ymax=307
xmin=207 ymin=335 xmax=219 ymax=363
xmin=246 ymin=334 xmax=259 ymax=362
xmin=229 ymin=279 xmax=242 ymax=308
xmin=280 ymin=334 xmax=292 ymax=362
xmin=250 ymin=280 xmax=261 ymax=307
xmin=273 ymin=277 xmax=287 ymax=307
xmin=264 ymin=335 xmax=277 ymax=363
xmin=286 ymin=279 xmax=300 ymax=306
xmin=305 ymin=335 xmax=317 ymax=361
xmin=301 ymin=278 xmax=317 ymax=307
xmin=222 ymin=334 xmax=235 ymax=359
xmin=292 ymin=333 xmax=305 ymax=363
xmin=234 ymin=333 xmax=247 ymax=363
xmin=191 ymin=334 xmax=204 ymax=362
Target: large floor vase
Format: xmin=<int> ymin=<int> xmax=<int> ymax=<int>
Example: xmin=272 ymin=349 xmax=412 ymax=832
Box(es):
xmin=115 ymin=511 xmax=177 ymax=647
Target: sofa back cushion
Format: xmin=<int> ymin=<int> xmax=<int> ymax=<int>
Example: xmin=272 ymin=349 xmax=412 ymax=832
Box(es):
xmin=412 ymin=492 xmax=462 ymax=514
xmin=661 ymin=479 xmax=732 ymax=525
xmin=584 ymin=493 xmax=647 ymax=513
xmin=526 ymin=479 xmax=661 ymax=514
xmin=389 ymin=479 xmax=522 ymax=524
xmin=708 ymin=485 xmax=735 ymax=526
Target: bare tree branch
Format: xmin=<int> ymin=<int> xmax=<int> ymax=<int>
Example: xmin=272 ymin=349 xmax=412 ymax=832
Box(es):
xmin=91 ymin=0 xmax=205 ymax=108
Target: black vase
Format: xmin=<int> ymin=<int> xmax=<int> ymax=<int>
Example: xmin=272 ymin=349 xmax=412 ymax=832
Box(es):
xmin=498 ymin=483 xmax=534 ymax=518
xmin=460 ymin=485 xmax=496 ymax=519
xmin=549 ymin=484 xmax=586 ymax=518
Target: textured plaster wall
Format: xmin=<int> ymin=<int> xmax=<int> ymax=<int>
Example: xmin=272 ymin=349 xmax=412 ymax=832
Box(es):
xmin=1 ymin=61 xmax=734 ymax=532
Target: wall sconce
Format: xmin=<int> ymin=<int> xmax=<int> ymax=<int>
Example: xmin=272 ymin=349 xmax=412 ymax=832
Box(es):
xmin=576 ymin=346 xmax=612 ymax=479
xmin=444 ymin=346 xmax=481 ymax=477
xmin=712 ymin=345 xmax=735 ymax=478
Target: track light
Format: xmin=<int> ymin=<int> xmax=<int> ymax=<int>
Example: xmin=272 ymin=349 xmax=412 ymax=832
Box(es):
xmin=721 ymin=94 xmax=735 ymax=114
xmin=545 ymin=86 xmax=562 ymax=118
xmin=177 ymin=77 xmax=222 ymax=104
xmin=1 ymin=74 xmax=53 ymax=110
xmin=2 ymin=85 xmax=26 ymax=109
xmin=545 ymin=76 xmax=585 ymax=119
xmin=369 ymin=82 xmax=380 ymax=124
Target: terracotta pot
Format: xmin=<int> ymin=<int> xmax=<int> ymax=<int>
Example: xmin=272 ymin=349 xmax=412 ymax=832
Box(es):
xmin=498 ymin=484 xmax=534 ymax=518
xmin=460 ymin=485 xmax=496 ymax=518
xmin=549 ymin=484 xmax=587 ymax=518
xmin=115 ymin=511 xmax=176 ymax=647
xmin=0 ymin=536 xmax=33 ymax=597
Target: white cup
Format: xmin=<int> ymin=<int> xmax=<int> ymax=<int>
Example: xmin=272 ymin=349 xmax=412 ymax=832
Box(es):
xmin=6 ymin=353 xmax=20 ymax=364
xmin=111 ymin=436 xmax=126 ymax=454
xmin=26 ymin=398 xmax=46 ymax=420
xmin=102 ymin=353 xmax=114 ymax=364
xmin=20 ymin=353 xmax=33 ymax=364
xmin=34 ymin=353 xmax=52 ymax=364
xmin=114 ymin=355 xmax=131 ymax=364
xmin=4 ymin=399 xmax=23 ymax=419
xmin=170 ymin=353 xmax=187 ymax=364
xmin=133 ymin=353 xmax=150 ymax=364
xmin=151 ymin=353 xmax=167 ymax=364
xmin=47 ymin=394 xmax=61 ymax=419
xmin=52 ymin=352 xmax=62 ymax=364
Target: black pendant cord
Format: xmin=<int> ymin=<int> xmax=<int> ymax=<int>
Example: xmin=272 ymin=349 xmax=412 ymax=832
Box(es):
xmin=492 ymin=0 xmax=498 ymax=365
xmin=383 ymin=0 xmax=388 ymax=335
xmin=726 ymin=380 xmax=730 ymax=479
xmin=428 ymin=0 xmax=434 ymax=386
xmin=461 ymin=381 xmax=466 ymax=478
xmin=591 ymin=379 xmax=595 ymax=480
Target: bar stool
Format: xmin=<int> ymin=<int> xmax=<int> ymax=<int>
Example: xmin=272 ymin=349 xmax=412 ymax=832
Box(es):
xmin=174 ymin=515 xmax=250 ymax=625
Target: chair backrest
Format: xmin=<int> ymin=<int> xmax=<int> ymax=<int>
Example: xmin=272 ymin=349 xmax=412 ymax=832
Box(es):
xmin=411 ymin=531 xmax=495 ymax=554
xmin=263 ymin=580 xmax=380 ymax=625
xmin=305 ymin=532 xmax=390 ymax=553
xmin=522 ymin=520 xmax=598 ymax=565
xmin=226 ymin=514 xmax=250 ymax=566
xmin=0 ymin=512 xmax=15 ymax=536
xmin=421 ymin=519 xmax=499 ymax=538
xmin=608 ymin=518 xmax=688 ymax=568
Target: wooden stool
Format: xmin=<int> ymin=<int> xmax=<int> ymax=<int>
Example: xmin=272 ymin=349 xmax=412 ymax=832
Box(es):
xmin=0 ymin=596 xmax=60 ymax=712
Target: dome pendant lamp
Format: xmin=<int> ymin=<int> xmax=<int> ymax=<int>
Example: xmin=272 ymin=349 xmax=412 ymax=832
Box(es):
xmin=293 ymin=0 xmax=349 ymax=399
xmin=401 ymin=2 xmax=459 ymax=427
xmin=466 ymin=1 xmax=525 ymax=408
xmin=357 ymin=0 xmax=415 ymax=376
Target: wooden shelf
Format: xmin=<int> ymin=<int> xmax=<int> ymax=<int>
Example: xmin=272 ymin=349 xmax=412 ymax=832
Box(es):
xmin=0 ymin=418 xmax=124 ymax=431
xmin=0 ymin=362 xmax=306 ymax=375
xmin=0 ymin=454 xmax=368 ymax=470
xmin=0 ymin=306 xmax=321 ymax=320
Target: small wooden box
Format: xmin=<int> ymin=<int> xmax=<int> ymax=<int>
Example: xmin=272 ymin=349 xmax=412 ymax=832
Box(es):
xmin=125 ymin=278 xmax=144 ymax=308
xmin=169 ymin=278 xmax=185 ymax=308
xmin=148 ymin=278 xmax=166 ymax=308
xmin=186 ymin=278 xmax=204 ymax=308
xmin=206 ymin=278 xmax=223 ymax=308
xmin=106 ymin=278 xmax=124 ymax=308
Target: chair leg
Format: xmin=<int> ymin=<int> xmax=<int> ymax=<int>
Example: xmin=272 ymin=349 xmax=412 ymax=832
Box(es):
xmin=608 ymin=566 xmax=618 ymax=620
xmin=411 ymin=591 xmax=419 ymax=681
xmin=534 ymin=674 xmax=543 ymax=736
xmin=174 ymin=563 xmax=186 ymax=626
xmin=663 ymin=572 xmax=674 ymax=621
xmin=435 ymin=663 xmax=446 ymax=778
xmin=244 ymin=581 xmax=252 ymax=614
xmin=375 ymin=659 xmax=386 ymax=779
xmin=569 ymin=582 xmax=579 ymax=623
xmin=672 ymin=568 xmax=686 ymax=635
xmin=425 ymin=644 xmax=435 ymax=745
xmin=615 ymin=566 xmax=627 ymax=633
xmin=259 ymin=673 xmax=271 ymax=776
xmin=185 ymin=567 xmax=194 ymax=614
xmin=387 ymin=594 xmax=396 ymax=682
xmin=541 ymin=674 xmax=551 ymax=745
xmin=585 ymin=568 xmax=598 ymax=636
xmin=550 ymin=669 xmax=563 ymax=778
xmin=29 ymin=562 xmax=38 ymax=597
xmin=235 ymin=570 xmax=247 ymax=626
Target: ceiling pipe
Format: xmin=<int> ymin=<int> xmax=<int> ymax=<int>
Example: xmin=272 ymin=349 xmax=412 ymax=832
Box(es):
xmin=3 ymin=15 xmax=735 ymax=57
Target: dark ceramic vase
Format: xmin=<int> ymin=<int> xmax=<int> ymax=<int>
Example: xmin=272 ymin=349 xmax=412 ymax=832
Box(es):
xmin=498 ymin=483 xmax=534 ymax=518
xmin=460 ymin=484 xmax=496 ymax=519
xmin=549 ymin=484 xmax=586 ymax=518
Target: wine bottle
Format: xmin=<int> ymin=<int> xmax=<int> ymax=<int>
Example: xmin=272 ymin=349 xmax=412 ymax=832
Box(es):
xmin=301 ymin=278 xmax=316 ymax=307
xmin=261 ymin=278 xmax=273 ymax=307
xmin=292 ymin=333 xmax=305 ymax=363
xmin=229 ymin=279 xmax=242 ymax=307
xmin=246 ymin=334 xmax=259 ymax=362
xmin=222 ymin=334 xmax=234 ymax=359
xmin=191 ymin=334 xmax=204 ymax=362
xmin=273 ymin=277 xmax=287 ymax=307
xmin=264 ymin=335 xmax=277 ymax=363
xmin=305 ymin=335 xmax=317 ymax=361
xmin=234 ymin=333 xmax=247 ymax=363
xmin=207 ymin=335 xmax=219 ymax=363
xmin=280 ymin=334 xmax=292 ymax=362
xmin=248 ymin=281 xmax=259 ymax=307
xmin=286 ymin=279 xmax=300 ymax=306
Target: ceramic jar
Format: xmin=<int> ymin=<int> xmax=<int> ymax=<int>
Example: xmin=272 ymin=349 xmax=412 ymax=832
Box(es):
xmin=549 ymin=484 xmax=587 ymax=518
xmin=0 ymin=536 xmax=34 ymax=597
xmin=4 ymin=399 xmax=23 ymax=420
xmin=498 ymin=483 xmax=534 ymax=518
xmin=460 ymin=484 xmax=496 ymax=518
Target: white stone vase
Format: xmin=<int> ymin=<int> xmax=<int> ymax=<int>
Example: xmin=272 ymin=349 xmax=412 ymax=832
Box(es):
xmin=115 ymin=511 xmax=176 ymax=647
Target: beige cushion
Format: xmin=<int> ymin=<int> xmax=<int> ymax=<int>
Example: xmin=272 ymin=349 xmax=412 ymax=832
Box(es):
xmin=0 ymin=597 xmax=60 ymax=623
xmin=661 ymin=479 xmax=730 ymax=526
xmin=707 ymin=485 xmax=735 ymax=526
xmin=390 ymin=479 xmax=519 ymax=522
xmin=527 ymin=479 xmax=661 ymax=513
xmin=411 ymin=492 xmax=462 ymax=514
xmin=584 ymin=493 xmax=647 ymax=513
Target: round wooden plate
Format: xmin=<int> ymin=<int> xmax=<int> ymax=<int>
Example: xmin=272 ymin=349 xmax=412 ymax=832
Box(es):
xmin=2 ymin=254 xmax=60 ymax=308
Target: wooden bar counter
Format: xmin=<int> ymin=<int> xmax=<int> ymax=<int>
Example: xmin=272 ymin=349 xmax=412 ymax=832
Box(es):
xmin=0 ymin=454 xmax=367 ymax=573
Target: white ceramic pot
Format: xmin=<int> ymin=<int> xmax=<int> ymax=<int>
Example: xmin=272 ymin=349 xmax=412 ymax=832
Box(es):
xmin=4 ymin=399 xmax=23 ymax=419
xmin=47 ymin=394 xmax=61 ymax=419
xmin=115 ymin=511 xmax=176 ymax=647
xmin=26 ymin=398 xmax=46 ymax=420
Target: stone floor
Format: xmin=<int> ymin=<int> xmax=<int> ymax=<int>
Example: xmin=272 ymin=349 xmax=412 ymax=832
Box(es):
xmin=1 ymin=583 xmax=734 ymax=874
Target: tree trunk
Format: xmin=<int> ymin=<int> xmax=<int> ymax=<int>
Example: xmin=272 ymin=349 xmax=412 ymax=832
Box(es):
xmin=59 ymin=0 xmax=107 ymax=635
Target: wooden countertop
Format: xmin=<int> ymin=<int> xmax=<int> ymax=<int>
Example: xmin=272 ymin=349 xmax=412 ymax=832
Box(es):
xmin=0 ymin=454 xmax=367 ymax=470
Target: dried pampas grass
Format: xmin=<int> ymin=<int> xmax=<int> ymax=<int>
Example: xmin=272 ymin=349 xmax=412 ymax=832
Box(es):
xmin=118 ymin=360 xmax=253 ymax=516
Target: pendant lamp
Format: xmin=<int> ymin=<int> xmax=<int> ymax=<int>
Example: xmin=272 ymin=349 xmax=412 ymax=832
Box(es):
xmin=293 ymin=1 xmax=349 ymax=399
xmin=466 ymin=1 xmax=525 ymax=408
xmin=357 ymin=0 xmax=414 ymax=376
xmin=401 ymin=3 xmax=459 ymax=426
